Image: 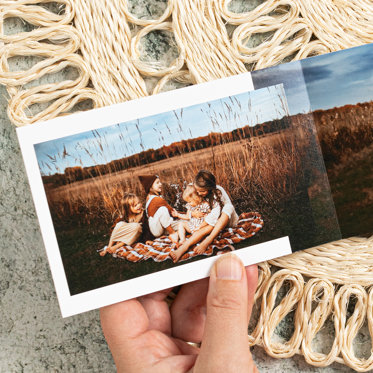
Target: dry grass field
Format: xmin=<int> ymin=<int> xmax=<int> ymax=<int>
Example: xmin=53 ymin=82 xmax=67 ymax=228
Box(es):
xmin=46 ymin=121 xmax=325 ymax=232
xmin=42 ymin=112 xmax=345 ymax=295
xmin=313 ymin=101 xmax=373 ymax=237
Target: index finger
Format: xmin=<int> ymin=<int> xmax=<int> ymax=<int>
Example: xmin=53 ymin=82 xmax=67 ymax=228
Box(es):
xmin=171 ymin=277 xmax=209 ymax=343
xmin=138 ymin=288 xmax=174 ymax=335
xmin=100 ymin=299 xmax=148 ymax=345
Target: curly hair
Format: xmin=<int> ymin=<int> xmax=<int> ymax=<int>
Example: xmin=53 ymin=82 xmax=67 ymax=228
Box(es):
xmin=194 ymin=170 xmax=223 ymax=210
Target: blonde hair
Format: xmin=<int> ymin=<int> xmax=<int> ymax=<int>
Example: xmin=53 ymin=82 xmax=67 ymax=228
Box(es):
xmin=183 ymin=184 xmax=201 ymax=203
xmin=121 ymin=193 xmax=140 ymax=222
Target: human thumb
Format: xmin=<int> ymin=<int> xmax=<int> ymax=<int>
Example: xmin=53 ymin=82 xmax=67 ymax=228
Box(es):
xmin=193 ymin=255 xmax=258 ymax=373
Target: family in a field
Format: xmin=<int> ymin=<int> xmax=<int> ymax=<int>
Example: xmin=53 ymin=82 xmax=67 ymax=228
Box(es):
xmin=101 ymin=170 xmax=239 ymax=263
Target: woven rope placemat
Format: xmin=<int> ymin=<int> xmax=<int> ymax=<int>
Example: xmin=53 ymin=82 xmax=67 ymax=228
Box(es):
xmin=1 ymin=1 xmax=373 ymax=370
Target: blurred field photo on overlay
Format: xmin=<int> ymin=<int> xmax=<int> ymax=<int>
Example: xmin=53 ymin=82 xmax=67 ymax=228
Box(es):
xmin=252 ymin=43 xmax=373 ymax=239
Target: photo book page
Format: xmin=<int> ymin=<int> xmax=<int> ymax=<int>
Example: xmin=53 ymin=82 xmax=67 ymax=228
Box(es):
xmin=17 ymin=43 xmax=373 ymax=317
xmin=252 ymin=42 xmax=373 ymax=241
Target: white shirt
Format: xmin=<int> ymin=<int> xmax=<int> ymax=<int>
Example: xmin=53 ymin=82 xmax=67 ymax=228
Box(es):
xmin=204 ymin=185 xmax=236 ymax=226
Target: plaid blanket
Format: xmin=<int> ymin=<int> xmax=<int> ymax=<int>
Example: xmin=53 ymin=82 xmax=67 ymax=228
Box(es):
xmin=101 ymin=212 xmax=263 ymax=262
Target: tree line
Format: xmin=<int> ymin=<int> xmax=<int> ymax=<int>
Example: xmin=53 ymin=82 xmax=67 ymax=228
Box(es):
xmin=42 ymin=116 xmax=292 ymax=187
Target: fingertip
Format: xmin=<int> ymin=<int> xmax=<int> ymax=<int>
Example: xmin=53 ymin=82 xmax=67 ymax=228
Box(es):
xmin=245 ymin=264 xmax=258 ymax=296
xmin=245 ymin=264 xmax=258 ymax=285
xmin=197 ymin=257 xmax=252 ymax=371
xmin=214 ymin=254 xmax=244 ymax=281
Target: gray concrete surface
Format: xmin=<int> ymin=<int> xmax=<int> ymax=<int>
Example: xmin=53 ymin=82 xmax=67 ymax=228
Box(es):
xmin=0 ymin=5 xmax=357 ymax=372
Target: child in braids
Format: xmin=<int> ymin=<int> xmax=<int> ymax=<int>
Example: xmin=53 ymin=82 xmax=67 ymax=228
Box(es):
xmin=139 ymin=175 xmax=179 ymax=244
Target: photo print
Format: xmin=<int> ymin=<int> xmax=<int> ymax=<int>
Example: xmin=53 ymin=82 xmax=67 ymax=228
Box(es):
xmin=35 ymin=83 xmax=315 ymax=299
xmin=17 ymin=43 xmax=372 ymax=316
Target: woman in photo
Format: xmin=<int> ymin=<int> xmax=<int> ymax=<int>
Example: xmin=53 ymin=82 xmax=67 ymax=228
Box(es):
xmin=139 ymin=174 xmax=179 ymax=244
xmin=100 ymin=193 xmax=145 ymax=256
xmin=170 ymin=170 xmax=238 ymax=262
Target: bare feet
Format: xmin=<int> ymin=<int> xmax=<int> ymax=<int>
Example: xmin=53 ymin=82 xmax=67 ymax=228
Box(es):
xmin=107 ymin=246 xmax=116 ymax=254
xmin=194 ymin=241 xmax=209 ymax=255
xmin=169 ymin=250 xmax=178 ymax=262
xmin=170 ymin=243 xmax=188 ymax=263
xmin=99 ymin=246 xmax=108 ymax=256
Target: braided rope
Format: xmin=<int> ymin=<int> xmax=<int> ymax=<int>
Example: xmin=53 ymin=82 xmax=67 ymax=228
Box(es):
xmin=1 ymin=0 xmax=373 ymax=370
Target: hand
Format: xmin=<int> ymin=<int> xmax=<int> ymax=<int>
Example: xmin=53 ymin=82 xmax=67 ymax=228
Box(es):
xmin=171 ymin=209 xmax=179 ymax=218
xmin=100 ymin=255 xmax=258 ymax=372
xmin=191 ymin=210 xmax=205 ymax=219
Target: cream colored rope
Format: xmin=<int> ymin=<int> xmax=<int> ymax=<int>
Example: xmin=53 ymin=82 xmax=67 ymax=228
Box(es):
xmin=1 ymin=0 xmax=373 ymax=370
xmin=74 ymin=1 xmax=148 ymax=105
xmin=255 ymin=236 xmax=373 ymax=371
xmin=172 ymin=0 xmax=247 ymax=83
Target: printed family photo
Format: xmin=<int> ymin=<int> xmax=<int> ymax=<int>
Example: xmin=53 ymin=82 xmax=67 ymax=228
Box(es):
xmin=33 ymin=81 xmax=339 ymax=298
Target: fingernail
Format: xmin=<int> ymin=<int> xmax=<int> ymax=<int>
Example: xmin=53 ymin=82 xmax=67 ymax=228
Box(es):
xmin=216 ymin=255 xmax=243 ymax=280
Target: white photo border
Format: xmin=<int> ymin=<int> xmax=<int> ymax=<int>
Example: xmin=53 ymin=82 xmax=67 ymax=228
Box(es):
xmin=17 ymin=72 xmax=292 ymax=317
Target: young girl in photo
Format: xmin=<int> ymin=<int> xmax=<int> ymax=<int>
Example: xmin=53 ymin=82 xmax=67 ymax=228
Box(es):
xmin=100 ymin=193 xmax=144 ymax=256
xmin=173 ymin=184 xmax=211 ymax=244
xmin=139 ymin=175 xmax=179 ymax=244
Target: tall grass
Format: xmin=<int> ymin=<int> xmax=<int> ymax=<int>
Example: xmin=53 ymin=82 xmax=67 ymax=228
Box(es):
xmin=45 ymin=117 xmax=315 ymax=231
xmin=42 ymin=88 xmax=334 ymax=235
xmin=43 ymin=100 xmax=373 ymax=234
xmin=312 ymin=101 xmax=373 ymax=238
xmin=313 ymin=101 xmax=373 ymax=167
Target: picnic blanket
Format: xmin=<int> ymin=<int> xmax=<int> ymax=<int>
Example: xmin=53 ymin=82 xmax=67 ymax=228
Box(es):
xmin=101 ymin=212 xmax=263 ymax=262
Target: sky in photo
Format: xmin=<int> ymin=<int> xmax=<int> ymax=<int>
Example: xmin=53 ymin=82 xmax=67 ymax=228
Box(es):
xmin=35 ymin=84 xmax=288 ymax=175
xmin=301 ymin=43 xmax=373 ymax=111
xmin=251 ymin=61 xmax=310 ymax=116
xmin=35 ymin=43 xmax=373 ymax=176
xmin=252 ymin=43 xmax=373 ymax=113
